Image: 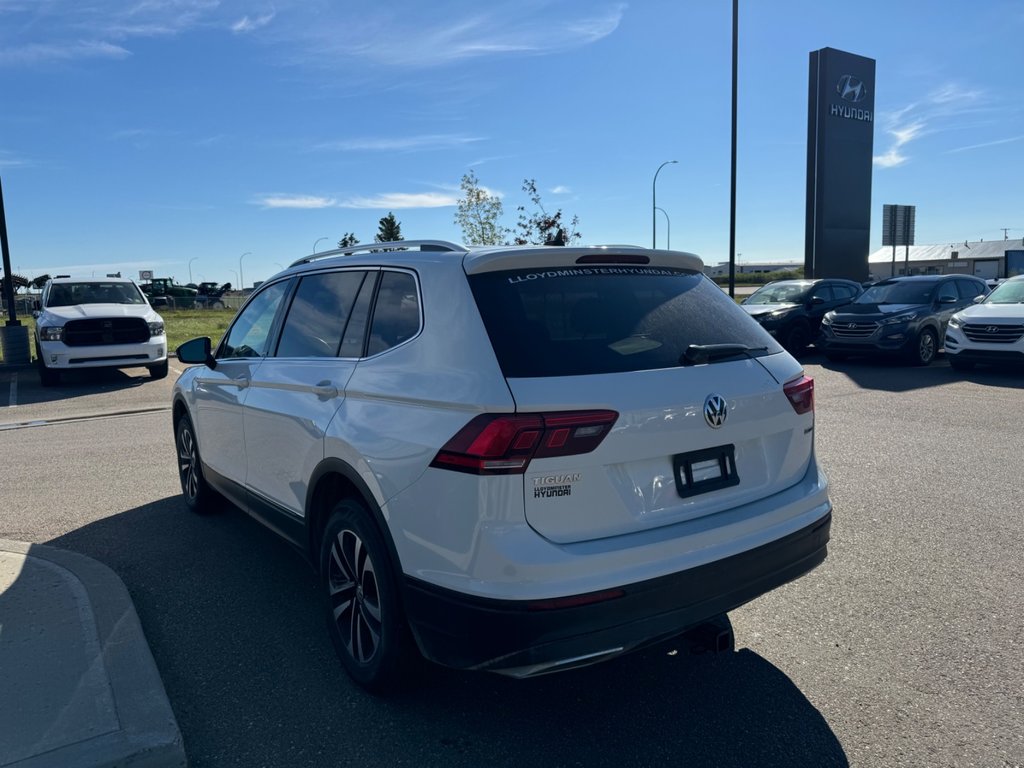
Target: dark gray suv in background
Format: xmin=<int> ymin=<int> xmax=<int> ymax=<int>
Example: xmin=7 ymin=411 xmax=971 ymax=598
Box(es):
xmin=818 ymin=274 xmax=988 ymax=365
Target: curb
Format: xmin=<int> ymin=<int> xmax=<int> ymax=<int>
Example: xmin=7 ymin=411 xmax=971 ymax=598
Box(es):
xmin=0 ymin=539 xmax=187 ymax=768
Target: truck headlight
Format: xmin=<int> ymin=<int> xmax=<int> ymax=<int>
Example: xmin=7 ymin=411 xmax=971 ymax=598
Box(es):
xmin=39 ymin=326 xmax=64 ymax=341
xmin=148 ymin=321 xmax=165 ymax=337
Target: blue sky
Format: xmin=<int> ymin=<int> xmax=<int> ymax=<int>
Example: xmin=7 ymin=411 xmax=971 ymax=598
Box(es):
xmin=1 ymin=0 xmax=1023 ymax=286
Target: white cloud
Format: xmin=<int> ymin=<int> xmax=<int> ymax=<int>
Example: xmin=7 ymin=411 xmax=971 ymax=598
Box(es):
xmin=873 ymin=82 xmax=994 ymax=169
xmin=316 ymin=135 xmax=483 ymax=152
xmin=947 ymin=134 xmax=1024 ymax=154
xmin=0 ymin=40 xmax=131 ymax=65
xmin=339 ymin=192 xmax=459 ymax=209
xmin=550 ymin=185 xmax=571 ymax=194
xmin=255 ymin=194 xmax=338 ymax=209
xmin=873 ymin=149 xmax=907 ymax=169
xmin=0 ymin=150 xmax=29 ymax=168
xmin=232 ymin=12 xmax=276 ymax=34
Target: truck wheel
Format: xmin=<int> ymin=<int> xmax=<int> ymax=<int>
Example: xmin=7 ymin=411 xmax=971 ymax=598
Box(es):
xmin=148 ymin=360 xmax=169 ymax=379
xmin=37 ymin=348 xmax=60 ymax=387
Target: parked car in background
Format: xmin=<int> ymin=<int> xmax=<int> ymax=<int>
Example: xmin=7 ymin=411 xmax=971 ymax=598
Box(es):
xmin=944 ymin=275 xmax=1024 ymax=370
xmin=171 ymin=240 xmax=833 ymax=691
xmin=740 ymin=278 xmax=862 ymax=353
xmin=33 ymin=277 xmax=167 ymax=386
xmin=819 ymin=275 xmax=988 ymax=365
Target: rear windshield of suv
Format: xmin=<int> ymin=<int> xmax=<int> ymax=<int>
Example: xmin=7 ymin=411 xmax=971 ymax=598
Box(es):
xmin=469 ymin=266 xmax=781 ymax=377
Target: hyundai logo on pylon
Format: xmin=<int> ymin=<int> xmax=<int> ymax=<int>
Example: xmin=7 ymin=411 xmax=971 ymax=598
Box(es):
xmin=837 ymin=75 xmax=867 ymax=103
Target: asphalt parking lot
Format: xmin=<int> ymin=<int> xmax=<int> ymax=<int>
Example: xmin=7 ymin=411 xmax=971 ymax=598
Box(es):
xmin=1 ymin=355 xmax=1022 ymax=768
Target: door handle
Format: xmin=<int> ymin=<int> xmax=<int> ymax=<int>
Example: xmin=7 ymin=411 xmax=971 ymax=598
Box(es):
xmin=312 ymin=380 xmax=338 ymax=399
xmin=233 ymin=375 xmax=250 ymax=389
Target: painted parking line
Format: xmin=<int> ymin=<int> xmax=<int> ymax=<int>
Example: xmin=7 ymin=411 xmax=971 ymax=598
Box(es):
xmin=7 ymin=373 xmax=16 ymax=408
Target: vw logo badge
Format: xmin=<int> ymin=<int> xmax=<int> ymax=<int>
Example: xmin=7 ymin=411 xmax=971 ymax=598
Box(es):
xmin=704 ymin=394 xmax=728 ymax=429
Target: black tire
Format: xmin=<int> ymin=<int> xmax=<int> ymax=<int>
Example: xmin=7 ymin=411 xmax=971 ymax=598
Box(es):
xmin=782 ymin=322 xmax=811 ymax=354
xmin=211 ymin=300 xmax=224 ymax=309
xmin=175 ymin=415 xmax=218 ymax=514
xmin=37 ymin=349 xmax=60 ymax=387
xmin=908 ymin=328 xmax=937 ymax=366
xmin=824 ymin=351 xmax=848 ymax=363
xmin=949 ymin=356 xmax=975 ymax=371
xmin=148 ymin=359 xmax=169 ymax=379
xmin=320 ymin=498 xmax=417 ymax=692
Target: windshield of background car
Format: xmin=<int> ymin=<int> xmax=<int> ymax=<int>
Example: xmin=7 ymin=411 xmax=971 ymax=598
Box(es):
xmin=985 ymin=280 xmax=1024 ymax=304
xmin=46 ymin=282 xmax=146 ymax=307
xmin=744 ymin=281 xmax=813 ymax=305
xmin=469 ymin=267 xmax=782 ymax=378
xmin=857 ymin=280 xmax=937 ymax=305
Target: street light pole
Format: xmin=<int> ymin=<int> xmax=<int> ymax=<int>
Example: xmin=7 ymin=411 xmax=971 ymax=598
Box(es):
xmin=728 ymin=0 xmax=739 ymax=298
xmin=239 ymin=252 xmax=251 ymax=291
xmin=188 ymin=257 xmax=198 ymax=284
xmin=313 ymin=237 xmax=327 ymax=253
xmin=655 ymin=207 xmax=671 ymax=250
xmin=652 ymin=160 xmax=677 ymax=249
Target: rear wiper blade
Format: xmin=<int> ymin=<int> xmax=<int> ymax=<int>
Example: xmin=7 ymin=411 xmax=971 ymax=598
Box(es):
xmin=680 ymin=343 xmax=769 ymax=366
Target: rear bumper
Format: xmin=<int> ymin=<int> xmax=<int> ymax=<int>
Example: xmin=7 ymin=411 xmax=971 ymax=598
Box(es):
xmin=403 ymin=509 xmax=831 ymax=675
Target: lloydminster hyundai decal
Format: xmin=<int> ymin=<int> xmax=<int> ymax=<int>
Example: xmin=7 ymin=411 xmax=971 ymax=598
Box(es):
xmin=533 ymin=473 xmax=581 ymax=499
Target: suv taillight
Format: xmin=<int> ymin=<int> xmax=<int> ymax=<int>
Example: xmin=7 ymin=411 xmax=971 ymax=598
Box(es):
xmin=430 ymin=410 xmax=619 ymax=475
xmin=784 ymin=375 xmax=814 ymax=415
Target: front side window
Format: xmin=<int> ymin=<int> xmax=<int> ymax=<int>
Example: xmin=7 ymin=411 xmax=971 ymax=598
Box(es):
xmin=470 ymin=267 xmax=782 ymax=378
xmin=220 ymin=281 xmax=290 ymax=359
xmin=276 ymin=271 xmax=366 ymax=358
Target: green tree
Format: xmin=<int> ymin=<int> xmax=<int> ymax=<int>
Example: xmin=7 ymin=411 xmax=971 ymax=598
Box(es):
xmin=513 ymin=179 xmax=580 ymax=246
xmin=337 ymin=232 xmax=359 ymax=249
xmin=454 ymin=170 xmax=507 ymax=245
xmin=375 ymin=212 xmax=403 ymax=250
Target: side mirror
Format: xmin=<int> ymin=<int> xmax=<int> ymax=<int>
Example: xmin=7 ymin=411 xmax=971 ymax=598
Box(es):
xmin=973 ymin=294 xmax=986 ymax=304
xmin=176 ymin=336 xmax=216 ymax=368
xmin=937 ymin=296 xmax=958 ymax=305
xmin=809 ymin=297 xmax=826 ymax=306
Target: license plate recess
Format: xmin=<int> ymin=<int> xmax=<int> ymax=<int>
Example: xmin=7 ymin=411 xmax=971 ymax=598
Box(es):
xmin=673 ymin=444 xmax=740 ymax=499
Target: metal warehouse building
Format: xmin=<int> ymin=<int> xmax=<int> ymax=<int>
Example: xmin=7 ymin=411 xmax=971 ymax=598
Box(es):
xmin=868 ymin=239 xmax=1024 ymax=281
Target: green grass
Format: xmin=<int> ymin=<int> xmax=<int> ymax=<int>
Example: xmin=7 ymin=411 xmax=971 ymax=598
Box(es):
xmin=161 ymin=308 xmax=234 ymax=354
xmin=0 ymin=307 xmax=234 ymax=362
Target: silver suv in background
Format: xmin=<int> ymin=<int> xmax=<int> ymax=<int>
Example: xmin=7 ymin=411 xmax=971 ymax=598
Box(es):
xmin=172 ymin=240 xmax=833 ymax=691
xmin=945 ymin=275 xmax=1024 ymax=370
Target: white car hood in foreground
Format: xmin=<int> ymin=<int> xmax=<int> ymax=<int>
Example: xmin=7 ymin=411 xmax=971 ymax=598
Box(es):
xmin=41 ymin=303 xmax=162 ymax=322
xmin=953 ymin=303 xmax=1024 ymax=324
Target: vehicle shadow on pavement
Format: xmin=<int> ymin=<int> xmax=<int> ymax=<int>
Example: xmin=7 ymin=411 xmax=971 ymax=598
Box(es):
xmin=810 ymin=353 xmax=1024 ymax=393
xmin=48 ymin=498 xmax=848 ymax=768
xmin=2 ymin=366 xmax=156 ymax=407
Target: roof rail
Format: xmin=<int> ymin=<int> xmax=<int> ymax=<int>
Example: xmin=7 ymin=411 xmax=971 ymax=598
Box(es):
xmin=289 ymin=239 xmax=465 ymax=267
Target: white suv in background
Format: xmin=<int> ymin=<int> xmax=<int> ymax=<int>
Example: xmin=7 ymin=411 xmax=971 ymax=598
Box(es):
xmin=945 ymin=275 xmax=1024 ymax=370
xmin=172 ymin=240 xmax=833 ymax=691
xmin=34 ymin=277 xmax=168 ymax=386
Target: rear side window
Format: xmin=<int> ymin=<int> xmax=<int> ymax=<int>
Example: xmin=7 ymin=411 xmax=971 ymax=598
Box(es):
xmin=469 ymin=267 xmax=782 ymax=377
xmin=367 ymin=271 xmax=421 ymax=356
xmin=276 ymin=271 xmax=366 ymax=358
xmin=955 ymin=279 xmax=986 ymax=300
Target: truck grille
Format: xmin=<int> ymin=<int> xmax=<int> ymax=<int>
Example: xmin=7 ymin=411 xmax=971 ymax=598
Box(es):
xmin=962 ymin=324 xmax=1024 ymax=344
xmin=831 ymin=321 xmax=878 ymax=338
xmin=63 ymin=318 xmax=150 ymax=347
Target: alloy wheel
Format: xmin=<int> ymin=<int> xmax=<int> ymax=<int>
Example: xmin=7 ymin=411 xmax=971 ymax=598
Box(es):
xmin=178 ymin=425 xmax=199 ymax=501
xmin=328 ymin=529 xmax=383 ymax=664
xmin=919 ymin=332 xmax=936 ymax=363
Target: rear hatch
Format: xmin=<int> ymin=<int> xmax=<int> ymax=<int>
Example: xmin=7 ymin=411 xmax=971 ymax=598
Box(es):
xmin=465 ymin=248 xmax=814 ymax=544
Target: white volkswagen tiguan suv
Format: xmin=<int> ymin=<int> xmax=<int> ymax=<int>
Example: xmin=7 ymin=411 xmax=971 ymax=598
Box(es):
xmin=172 ymin=241 xmax=833 ymax=691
